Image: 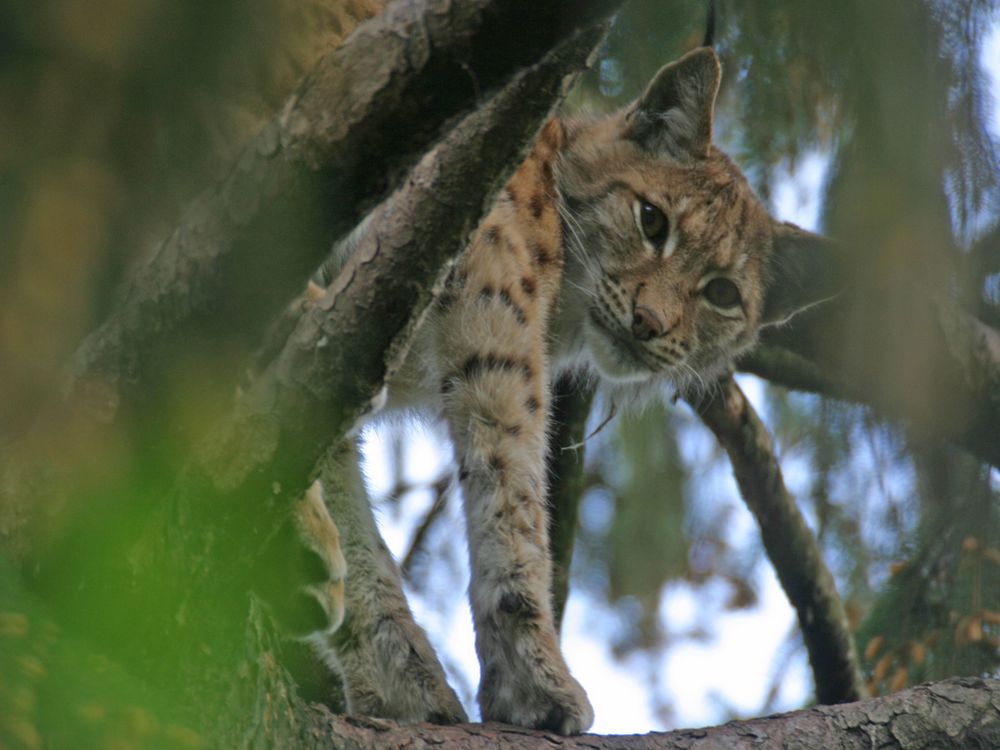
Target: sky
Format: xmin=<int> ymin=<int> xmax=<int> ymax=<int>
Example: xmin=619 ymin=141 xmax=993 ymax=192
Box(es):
xmin=361 ymin=23 xmax=1000 ymax=735
xmin=986 ymin=17 xmax=1000 ymax=141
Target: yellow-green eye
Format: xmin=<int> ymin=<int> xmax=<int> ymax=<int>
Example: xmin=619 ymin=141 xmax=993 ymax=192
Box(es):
xmin=703 ymin=277 xmax=742 ymax=309
xmin=637 ymin=199 xmax=669 ymax=248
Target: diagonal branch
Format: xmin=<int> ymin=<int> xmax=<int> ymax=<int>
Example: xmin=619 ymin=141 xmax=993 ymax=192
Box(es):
xmin=400 ymin=475 xmax=452 ymax=582
xmin=65 ymin=0 xmax=623 ymax=427
xmin=0 ymin=0 xmax=621 ymax=559
xmin=188 ymin=21 xmax=612 ymax=507
xmin=687 ymin=375 xmax=865 ymax=705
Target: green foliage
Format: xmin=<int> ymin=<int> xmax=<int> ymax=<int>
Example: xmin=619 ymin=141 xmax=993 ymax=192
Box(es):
xmin=855 ymin=446 xmax=1000 ymax=694
xmin=0 ymin=555 xmax=204 ymax=750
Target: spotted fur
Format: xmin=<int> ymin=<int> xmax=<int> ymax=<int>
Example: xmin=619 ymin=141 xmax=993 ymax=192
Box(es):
xmin=300 ymin=47 xmax=819 ymax=734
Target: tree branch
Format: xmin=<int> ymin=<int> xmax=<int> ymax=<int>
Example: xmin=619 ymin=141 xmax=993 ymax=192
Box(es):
xmin=64 ymin=0 xmax=623 ymax=426
xmin=400 ymin=475 xmax=452 ymax=582
xmin=743 ymin=266 xmax=1000 ymax=470
xmin=0 ymin=0 xmax=621 ymax=560
xmin=688 ymin=376 xmax=865 ymax=705
xmin=739 ymin=344 xmax=854 ymax=402
xmin=546 ymin=376 xmax=597 ymax=630
xmin=299 ymin=677 xmax=1000 ymax=749
xmin=185 ymin=20 xmax=612 ymax=510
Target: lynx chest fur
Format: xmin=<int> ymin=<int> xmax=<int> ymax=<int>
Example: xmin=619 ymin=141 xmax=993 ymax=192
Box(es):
xmin=305 ymin=46 xmax=816 ymax=736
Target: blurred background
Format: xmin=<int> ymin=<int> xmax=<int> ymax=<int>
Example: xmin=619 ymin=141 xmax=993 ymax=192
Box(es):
xmin=1 ymin=0 xmax=999 ymax=738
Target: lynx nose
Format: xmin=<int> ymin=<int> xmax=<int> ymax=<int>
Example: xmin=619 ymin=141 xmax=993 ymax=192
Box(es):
xmin=631 ymin=305 xmax=665 ymax=341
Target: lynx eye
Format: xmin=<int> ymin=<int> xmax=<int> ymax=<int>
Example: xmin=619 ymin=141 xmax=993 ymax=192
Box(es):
xmin=702 ymin=277 xmax=742 ymax=310
xmin=635 ymin=198 xmax=669 ymax=250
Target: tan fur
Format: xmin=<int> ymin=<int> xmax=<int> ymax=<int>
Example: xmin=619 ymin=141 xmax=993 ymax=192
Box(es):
xmin=298 ymin=47 xmax=799 ymax=734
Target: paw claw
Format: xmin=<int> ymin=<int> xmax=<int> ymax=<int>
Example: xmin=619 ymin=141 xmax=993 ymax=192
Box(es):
xmin=293 ymin=481 xmax=348 ymax=636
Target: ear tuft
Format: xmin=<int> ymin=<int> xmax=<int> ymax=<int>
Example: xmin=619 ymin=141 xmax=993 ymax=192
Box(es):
xmin=626 ymin=47 xmax=721 ymax=159
xmin=762 ymin=221 xmax=844 ymax=326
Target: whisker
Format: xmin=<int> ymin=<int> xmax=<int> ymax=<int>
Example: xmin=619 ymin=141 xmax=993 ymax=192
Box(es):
xmin=555 ymin=200 xmax=600 ymax=276
xmin=678 ymin=361 xmax=708 ymax=397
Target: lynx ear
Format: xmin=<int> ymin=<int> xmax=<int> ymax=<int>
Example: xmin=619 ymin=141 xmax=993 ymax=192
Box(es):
xmin=626 ymin=47 xmax=721 ymax=159
xmin=762 ymin=221 xmax=843 ymax=326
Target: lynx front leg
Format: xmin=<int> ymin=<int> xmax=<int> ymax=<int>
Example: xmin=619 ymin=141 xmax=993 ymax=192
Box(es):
xmin=440 ymin=348 xmax=593 ymax=734
xmin=442 ymin=362 xmax=592 ymax=734
xmin=314 ymin=443 xmax=466 ymax=724
xmin=434 ymin=130 xmax=593 ymax=732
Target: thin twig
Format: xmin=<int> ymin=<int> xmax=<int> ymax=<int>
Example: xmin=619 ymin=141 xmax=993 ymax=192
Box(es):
xmin=400 ymin=475 xmax=453 ymax=581
xmin=561 ymin=400 xmax=616 ymax=452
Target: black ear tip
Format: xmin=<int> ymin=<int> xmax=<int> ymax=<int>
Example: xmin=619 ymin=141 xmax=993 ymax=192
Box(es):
xmin=628 ymin=46 xmax=722 ymax=158
xmin=662 ymin=47 xmax=720 ymax=92
xmin=677 ymin=46 xmax=719 ymax=67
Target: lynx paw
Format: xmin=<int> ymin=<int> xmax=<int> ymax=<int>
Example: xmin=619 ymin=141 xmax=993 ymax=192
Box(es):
xmin=258 ymin=481 xmax=346 ymax=638
xmin=294 ymin=481 xmax=347 ymax=635
xmin=480 ymin=658 xmax=593 ymax=735
xmin=334 ymin=609 xmax=468 ymax=725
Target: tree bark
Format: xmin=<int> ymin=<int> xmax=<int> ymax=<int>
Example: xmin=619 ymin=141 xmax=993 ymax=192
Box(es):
xmin=0 ymin=0 xmax=621 ymax=562
xmin=688 ymin=376 xmax=865 ymax=705
xmin=65 ymin=0 xmax=623 ymax=427
xmin=279 ymin=677 xmax=1000 ymax=749
xmin=175 ymin=18 xmax=613 ymax=537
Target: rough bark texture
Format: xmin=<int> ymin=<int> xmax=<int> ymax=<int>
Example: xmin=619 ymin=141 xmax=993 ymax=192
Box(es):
xmin=137 ymin=14 xmax=616 ymax=738
xmin=66 ymin=0 xmax=622 ymax=425
xmin=688 ymin=376 xmax=866 ymax=705
xmin=264 ymin=675 xmax=1000 ymax=749
xmin=0 ymin=0 xmax=621 ymax=561
xmin=180 ymin=20 xmax=612 ymax=519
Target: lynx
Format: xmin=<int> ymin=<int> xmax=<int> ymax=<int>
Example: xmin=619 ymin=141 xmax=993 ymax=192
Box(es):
xmin=292 ymin=46 xmax=819 ymax=735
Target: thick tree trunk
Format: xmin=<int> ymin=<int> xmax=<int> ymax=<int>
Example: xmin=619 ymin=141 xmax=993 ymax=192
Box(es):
xmin=66 ymin=0 xmax=624 ymax=430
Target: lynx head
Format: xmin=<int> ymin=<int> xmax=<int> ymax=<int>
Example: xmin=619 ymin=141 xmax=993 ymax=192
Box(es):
xmin=556 ymin=47 xmax=821 ymax=388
